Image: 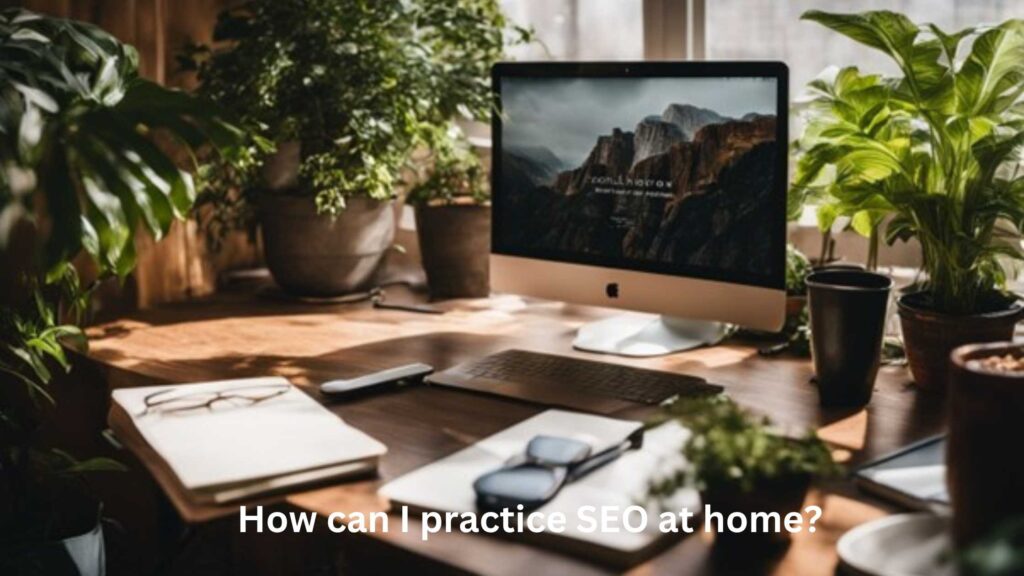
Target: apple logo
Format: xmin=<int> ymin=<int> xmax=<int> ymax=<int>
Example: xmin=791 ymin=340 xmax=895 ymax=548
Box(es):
xmin=606 ymin=282 xmax=619 ymax=299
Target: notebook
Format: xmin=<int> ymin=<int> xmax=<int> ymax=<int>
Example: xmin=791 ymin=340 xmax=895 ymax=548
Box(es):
xmin=379 ymin=409 xmax=698 ymax=567
xmin=854 ymin=435 xmax=948 ymax=512
xmin=112 ymin=377 xmax=386 ymax=503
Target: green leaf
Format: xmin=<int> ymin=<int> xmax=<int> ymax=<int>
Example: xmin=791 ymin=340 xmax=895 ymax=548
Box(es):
xmin=885 ymin=213 xmax=916 ymax=245
xmin=928 ymin=23 xmax=973 ymax=69
xmin=803 ymin=10 xmax=950 ymax=111
xmin=816 ymin=202 xmax=839 ymax=232
xmin=66 ymin=456 xmax=126 ymax=473
xmin=803 ymin=10 xmax=918 ymax=59
xmin=41 ymin=147 xmax=84 ymax=276
xmin=957 ymin=20 xmax=1024 ymax=116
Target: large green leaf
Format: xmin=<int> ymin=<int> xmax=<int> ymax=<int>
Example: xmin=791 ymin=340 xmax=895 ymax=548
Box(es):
xmin=956 ymin=20 xmax=1024 ymax=116
xmin=803 ymin=10 xmax=950 ymax=112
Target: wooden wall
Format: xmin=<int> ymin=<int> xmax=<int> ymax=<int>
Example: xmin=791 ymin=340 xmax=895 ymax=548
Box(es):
xmin=2 ymin=0 xmax=260 ymax=309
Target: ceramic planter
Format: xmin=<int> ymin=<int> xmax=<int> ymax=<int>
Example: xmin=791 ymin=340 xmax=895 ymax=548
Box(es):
xmin=414 ymin=203 xmax=490 ymax=300
xmin=806 ymin=270 xmax=892 ymax=407
xmin=948 ymin=342 xmax=1024 ymax=547
xmin=897 ymin=292 xmax=1023 ymax=390
xmin=2 ymin=504 xmax=106 ymax=576
xmin=258 ymin=195 xmax=395 ymax=297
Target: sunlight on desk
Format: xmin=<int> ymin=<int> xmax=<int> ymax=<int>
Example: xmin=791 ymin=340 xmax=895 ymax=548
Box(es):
xmin=817 ymin=410 xmax=869 ymax=452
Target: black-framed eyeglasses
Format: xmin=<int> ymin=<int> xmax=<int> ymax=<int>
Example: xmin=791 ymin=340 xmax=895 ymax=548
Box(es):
xmin=473 ymin=430 xmax=644 ymax=512
xmin=136 ymin=383 xmax=290 ymax=417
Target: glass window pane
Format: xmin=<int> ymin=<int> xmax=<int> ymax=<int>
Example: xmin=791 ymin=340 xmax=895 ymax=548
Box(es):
xmin=707 ymin=0 xmax=1024 ymax=92
xmin=501 ymin=0 xmax=644 ymax=60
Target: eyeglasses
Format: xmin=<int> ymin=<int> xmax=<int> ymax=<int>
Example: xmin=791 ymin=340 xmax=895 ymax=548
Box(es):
xmin=137 ymin=383 xmax=290 ymax=417
xmin=473 ymin=431 xmax=643 ymax=512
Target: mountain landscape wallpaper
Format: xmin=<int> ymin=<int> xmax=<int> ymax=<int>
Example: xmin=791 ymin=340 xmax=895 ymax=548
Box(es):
xmin=497 ymin=77 xmax=782 ymax=284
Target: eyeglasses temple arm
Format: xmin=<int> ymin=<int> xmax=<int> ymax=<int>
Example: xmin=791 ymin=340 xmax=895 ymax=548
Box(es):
xmin=567 ymin=439 xmax=633 ymax=482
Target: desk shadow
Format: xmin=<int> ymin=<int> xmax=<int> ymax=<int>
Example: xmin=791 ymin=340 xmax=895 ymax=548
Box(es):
xmin=87 ymin=331 xmax=506 ymax=388
xmin=706 ymin=537 xmax=791 ymax=575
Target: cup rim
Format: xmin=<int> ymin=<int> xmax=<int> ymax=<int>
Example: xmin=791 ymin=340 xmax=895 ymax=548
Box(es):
xmin=950 ymin=341 xmax=1024 ymax=378
xmin=805 ymin=270 xmax=894 ymax=292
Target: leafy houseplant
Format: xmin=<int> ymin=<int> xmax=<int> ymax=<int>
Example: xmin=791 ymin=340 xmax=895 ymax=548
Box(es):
xmin=648 ymin=395 xmax=839 ymax=545
xmin=792 ymin=10 xmax=1024 ymax=388
xmin=0 ymin=10 xmax=247 ymax=571
xmin=408 ymin=125 xmax=492 ymax=299
xmin=185 ymin=0 xmax=523 ymax=297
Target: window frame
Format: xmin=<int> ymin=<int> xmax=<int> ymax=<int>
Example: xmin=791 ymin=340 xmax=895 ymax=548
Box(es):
xmin=642 ymin=0 xmax=706 ymax=60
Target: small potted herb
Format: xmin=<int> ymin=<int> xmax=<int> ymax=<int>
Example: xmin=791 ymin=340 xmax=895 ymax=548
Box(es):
xmin=648 ymin=395 xmax=840 ymax=547
xmin=785 ymin=244 xmax=812 ymax=320
xmin=407 ymin=126 xmax=491 ymax=299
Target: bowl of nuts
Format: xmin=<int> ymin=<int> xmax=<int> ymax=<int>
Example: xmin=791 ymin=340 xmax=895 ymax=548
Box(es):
xmin=948 ymin=342 xmax=1024 ymax=548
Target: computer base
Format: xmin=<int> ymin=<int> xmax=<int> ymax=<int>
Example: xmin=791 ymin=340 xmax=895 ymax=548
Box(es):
xmin=572 ymin=313 xmax=728 ymax=357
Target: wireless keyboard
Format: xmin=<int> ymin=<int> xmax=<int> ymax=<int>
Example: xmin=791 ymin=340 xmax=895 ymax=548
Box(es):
xmin=427 ymin=349 xmax=723 ymax=414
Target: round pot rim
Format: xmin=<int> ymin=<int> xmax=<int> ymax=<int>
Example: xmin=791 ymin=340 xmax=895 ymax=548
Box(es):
xmin=950 ymin=341 xmax=1024 ymax=378
xmin=258 ymin=192 xmax=397 ymax=205
xmin=805 ymin=270 xmax=893 ymax=292
xmin=414 ymin=200 xmax=491 ymax=210
xmin=897 ymin=291 xmax=1024 ymax=321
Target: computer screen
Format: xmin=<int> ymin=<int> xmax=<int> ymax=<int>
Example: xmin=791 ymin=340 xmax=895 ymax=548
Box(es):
xmin=493 ymin=70 xmax=785 ymax=289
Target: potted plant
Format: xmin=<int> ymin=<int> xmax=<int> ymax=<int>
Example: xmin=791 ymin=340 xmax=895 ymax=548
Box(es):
xmin=184 ymin=0 xmax=524 ymax=297
xmin=408 ymin=126 xmax=492 ymax=299
xmin=785 ymin=244 xmax=812 ymax=319
xmin=647 ymin=395 xmax=840 ymax=547
xmin=0 ymin=10 xmax=247 ymax=572
xmin=792 ymin=10 xmax=1024 ymax=389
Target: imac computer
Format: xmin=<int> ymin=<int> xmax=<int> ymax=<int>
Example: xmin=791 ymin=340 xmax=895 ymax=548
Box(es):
xmin=490 ymin=61 xmax=788 ymax=357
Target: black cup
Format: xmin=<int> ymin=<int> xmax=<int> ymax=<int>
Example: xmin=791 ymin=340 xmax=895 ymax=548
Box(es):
xmin=806 ymin=270 xmax=893 ymax=407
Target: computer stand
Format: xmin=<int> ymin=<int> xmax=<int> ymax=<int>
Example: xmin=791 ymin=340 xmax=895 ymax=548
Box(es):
xmin=572 ymin=313 xmax=728 ymax=357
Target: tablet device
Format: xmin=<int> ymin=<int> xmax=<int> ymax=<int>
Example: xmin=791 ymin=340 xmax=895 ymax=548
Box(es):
xmin=854 ymin=435 xmax=948 ymax=511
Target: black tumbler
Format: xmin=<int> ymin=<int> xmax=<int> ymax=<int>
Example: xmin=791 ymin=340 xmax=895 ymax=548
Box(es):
xmin=806 ymin=270 xmax=893 ymax=407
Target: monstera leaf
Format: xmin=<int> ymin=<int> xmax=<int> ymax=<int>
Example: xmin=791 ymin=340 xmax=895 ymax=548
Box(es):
xmin=0 ymin=8 xmax=250 ymax=280
xmin=0 ymin=10 xmax=251 ymax=545
xmin=793 ymin=10 xmax=1024 ymax=313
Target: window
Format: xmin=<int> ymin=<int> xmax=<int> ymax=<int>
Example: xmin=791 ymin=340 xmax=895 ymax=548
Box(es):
xmin=500 ymin=0 xmax=645 ymax=60
xmin=706 ymin=0 xmax=1024 ymax=93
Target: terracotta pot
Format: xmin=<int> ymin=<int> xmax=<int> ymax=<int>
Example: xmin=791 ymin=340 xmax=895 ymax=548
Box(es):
xmin=414 ymin=203 xmax=490 ymax=300
xmin=701 ymin=474 xmax=810 ymax=549
xmin=784 ymin=294 xmax=806 ymax=321
xmin=948 ymin=342 xmax=1024 ymax=548
xmin=897 ymin=292 xmax=1023 ymax=390
xmin=258 ymin=195 xmax=395 ymax=297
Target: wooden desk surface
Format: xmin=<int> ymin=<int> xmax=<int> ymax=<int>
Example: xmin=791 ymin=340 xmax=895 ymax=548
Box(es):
xmin=86 ymin=286 xmax=946 ymax=576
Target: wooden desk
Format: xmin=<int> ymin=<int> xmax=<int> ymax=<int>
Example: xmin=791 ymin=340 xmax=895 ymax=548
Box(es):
xmin=85 ymin=286 xmax=946 ymax=575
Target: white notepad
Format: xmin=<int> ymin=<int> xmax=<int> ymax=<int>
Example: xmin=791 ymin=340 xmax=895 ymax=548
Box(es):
xmin=379 ymin=410 xmax=698 ymax=566
xmin=112 ymin=377 xmax=386 ymax=503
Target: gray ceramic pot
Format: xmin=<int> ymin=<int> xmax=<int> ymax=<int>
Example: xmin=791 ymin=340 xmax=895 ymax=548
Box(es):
xmin=258 ymin=195 xmax=395 ymax=297
xmin=3 ymin=518 xmax=105 ymax=576
xmin=414 ymin=203 xmax=490 ymax=299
